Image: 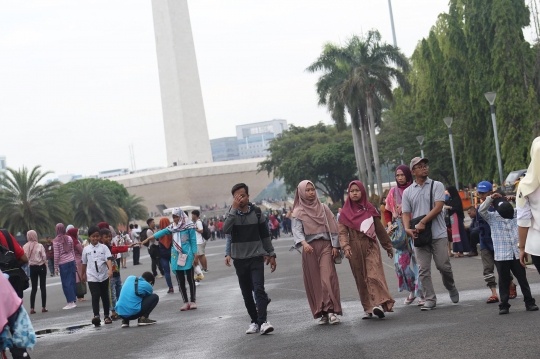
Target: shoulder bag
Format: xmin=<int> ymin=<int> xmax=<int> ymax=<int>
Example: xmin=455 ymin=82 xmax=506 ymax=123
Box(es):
xmin=409 ymin=180 xmax=435 ymax=247
xmin=173 ymin=240 xmax=191 ymax=267
xmin=76 ymin=270 xmax=87 ymax=297
xmin=322 ymin=205 xmax=343 ymax=264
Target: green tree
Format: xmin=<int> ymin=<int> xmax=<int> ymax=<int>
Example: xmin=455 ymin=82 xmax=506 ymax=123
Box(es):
xmin=0 ymin=166 xmax=71 ymax=235
xmin=120 ymin=194 xmax=148 ymax=227
xmin=258 ymin=124 xmax=357 ymax=204
xmin=65 ymin=178 xmax=126 ymax=228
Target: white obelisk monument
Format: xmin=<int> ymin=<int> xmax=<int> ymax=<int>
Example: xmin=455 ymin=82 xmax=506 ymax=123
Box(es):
xmin=151 ymin=0 xmax=213 ymax=166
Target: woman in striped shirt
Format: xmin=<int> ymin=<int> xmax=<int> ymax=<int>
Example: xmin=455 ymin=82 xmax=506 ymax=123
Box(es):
xmin=54 ymin=223 xmax=78 ymax=310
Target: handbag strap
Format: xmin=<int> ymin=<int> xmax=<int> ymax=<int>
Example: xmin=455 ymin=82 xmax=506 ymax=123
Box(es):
xmin=429 ymin=180 xmax=434 ymax=211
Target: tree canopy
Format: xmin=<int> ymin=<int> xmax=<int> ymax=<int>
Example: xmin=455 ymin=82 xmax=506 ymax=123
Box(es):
xmin=258 ymin=123 xmax=357 ymax=204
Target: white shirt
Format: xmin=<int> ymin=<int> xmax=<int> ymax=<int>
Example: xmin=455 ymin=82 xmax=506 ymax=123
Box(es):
xmin=195 ymin=220 xmax=204 ymax=244
xmin=81 ymin=243 xmax=112 ymax=282
xmin=517 ymin=186 xmax=540 ymax=256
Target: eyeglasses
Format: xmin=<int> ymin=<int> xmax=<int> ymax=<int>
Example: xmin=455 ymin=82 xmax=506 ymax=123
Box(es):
xmin=414 ymin=165 xmax=429 ymax=170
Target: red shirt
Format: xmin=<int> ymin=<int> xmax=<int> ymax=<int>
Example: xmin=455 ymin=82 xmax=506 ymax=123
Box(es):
xmin=0 ymin=231 xmax=25 ymax=260
xmin=218 ymin=222 xmax=224 ymax=231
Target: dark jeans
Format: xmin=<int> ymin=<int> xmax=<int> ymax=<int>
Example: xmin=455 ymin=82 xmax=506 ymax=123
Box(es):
xmin=468 ymin=229 xmax=479 ymax=254
xmin=47 ymin=258 xmax=54 ymax=275
xmin=233 ymin=256 xmax=267 ymax=326
xmin=150 ymin=249 xmax=164 ymax=277
xmin=88 ymin=279 xmax=110 ymax=317
xmin=495 ymin=258 xmax=536 ymax=309
xmin=120 ymin=294 xmax=160 ymax=321
xmin=59 ymin=260 xmax=76 ymax=303
xmin=30 ymin=264 xmax=47 ymax=309
xmin=160 ymin=257 xmax=173 ymax=289
xmin=176 ymin=267 xmax=196 ymax=303
xmin=132 ymin=246 xmax=140 ymax=265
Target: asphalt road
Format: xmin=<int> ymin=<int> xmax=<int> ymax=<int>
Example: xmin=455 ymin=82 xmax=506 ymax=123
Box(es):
xmin=18 ymin=235 xmax=540 ymax=359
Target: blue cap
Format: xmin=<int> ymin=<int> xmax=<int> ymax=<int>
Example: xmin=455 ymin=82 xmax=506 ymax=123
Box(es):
xmin=477 ymin=181 xmax=493 ymax=193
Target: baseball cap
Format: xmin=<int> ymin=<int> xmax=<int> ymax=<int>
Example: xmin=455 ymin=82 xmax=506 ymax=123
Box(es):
xmin=493 ymin=198 xmax=514 ymax=219
xmin=410 ymin=157 xmax=429 ymax=169
xmin=477 ymin=181 xmax=493 ymax=193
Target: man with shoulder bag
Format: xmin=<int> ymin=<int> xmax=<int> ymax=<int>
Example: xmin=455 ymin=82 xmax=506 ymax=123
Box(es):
xmin=401 ymin=157 xmax=459 ymax=311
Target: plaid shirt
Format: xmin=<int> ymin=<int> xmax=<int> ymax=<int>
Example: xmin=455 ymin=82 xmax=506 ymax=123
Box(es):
xmin=479 ymin=196 xmax=519 ymax=261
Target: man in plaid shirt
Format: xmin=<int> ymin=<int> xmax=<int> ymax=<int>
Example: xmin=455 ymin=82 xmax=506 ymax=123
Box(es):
xmin=479 ymin=192 xmax=538 ymax=314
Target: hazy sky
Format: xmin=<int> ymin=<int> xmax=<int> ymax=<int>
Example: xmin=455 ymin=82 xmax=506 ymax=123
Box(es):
xmin=0 ymin=0 xmax=456 ymax=178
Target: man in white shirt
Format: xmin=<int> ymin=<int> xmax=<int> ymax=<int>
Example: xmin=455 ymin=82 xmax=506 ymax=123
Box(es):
xmin=131 ymin=224 xmax=141 ymax=265
xmin=192 ymin=210 xmax=208 ymax=273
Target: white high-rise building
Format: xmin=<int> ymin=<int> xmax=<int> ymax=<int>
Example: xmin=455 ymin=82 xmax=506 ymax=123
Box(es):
xmin=151 ymin=0 xmax=213 ymax=166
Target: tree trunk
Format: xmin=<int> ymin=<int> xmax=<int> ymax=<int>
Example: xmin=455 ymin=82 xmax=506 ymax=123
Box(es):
xmin=360 ymin=121 xmax=374 ymax=196
xmin=351 ymin=124 xmax=368 ymax=186
xmin=366 ymin=96 xmax=383 ymax=198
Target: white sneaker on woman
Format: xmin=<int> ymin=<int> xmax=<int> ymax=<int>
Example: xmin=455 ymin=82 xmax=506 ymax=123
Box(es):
xmin=246 ymin=323 xmax=259 ymax=334
xmin=260 ymin=321 xmax=274 ymax=335
xmin=372 ymin=306 xmax=385 ymax=318
xmin=318 ymin=315 xmax=329 ymax=325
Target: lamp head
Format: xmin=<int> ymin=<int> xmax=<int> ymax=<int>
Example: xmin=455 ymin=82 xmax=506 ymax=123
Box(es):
xmin=485 ymin=92 xmax=497 ymax=106
xmin=443 ymin=117 xmax=453 ymax=128
xmin=416 ymin=135 xmax=425 ymax=145
xmin=397 ymin=147 xmax=405 ymax=155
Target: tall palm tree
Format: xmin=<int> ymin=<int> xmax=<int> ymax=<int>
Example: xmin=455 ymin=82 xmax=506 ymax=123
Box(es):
xmin=120 ymin=194 xmax=148 ymax=228
xmin=0 ymin=166 xmax=71 ymax=235
xmin=68 ymin=179 xmax=124 ymax=228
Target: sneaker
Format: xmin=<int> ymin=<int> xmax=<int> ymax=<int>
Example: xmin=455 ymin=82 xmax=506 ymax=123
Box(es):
xmin=421 ymin=301 xmax=436 ymax=311
xmin=246 ymin=323 xmax=259 ymax=334
xmin=156 ymin=275 xmax=164 ymax=279
xmin=372 ymin=306 xmax=385 ymax=318
xmin=499 ymin=307 xmax=510 ymax=315
xmin=167 ymin=288 xmax=174 ymax=294
xmin=180 ymin=303 xmax=190 ymax=311
xmin=202 ymin=269 xmax=209 ymax=273
xmin=137 ymin=317 xmax=157 ymax=326
xmin=63 ymin=303 xmax=76 ymax=310
xmin=362 ymin=312 xmax=373 ymax=319
xmin=195 ymin=281 xmax=201 ymax=286
xmin=318 ymin=314 xmax=329 ymax=325
xmin=260 ymin=321 xmax=274 ymax=335
xmin=329 ymin=314 xmax=340 ymax=325
xmin=449 ymin=288 xmax=460 ymax=303
xmin=121 ymin=319 xmax=129 ymax=328
xmin=92 ymin=316 xmax=101 ymax=327
xmin=190 ymin=302 xmax=197 ymax=310
xmin=526 ymin=304 xmax=539 ymax=311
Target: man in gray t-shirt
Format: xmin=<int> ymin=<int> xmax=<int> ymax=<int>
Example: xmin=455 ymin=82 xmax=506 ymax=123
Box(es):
xmin=402 ymin=157 xmax=458 ymax=311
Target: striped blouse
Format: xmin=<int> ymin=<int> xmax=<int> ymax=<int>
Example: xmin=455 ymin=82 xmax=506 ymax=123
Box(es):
xmin=53 ymin=237 xmax=75 ymax=270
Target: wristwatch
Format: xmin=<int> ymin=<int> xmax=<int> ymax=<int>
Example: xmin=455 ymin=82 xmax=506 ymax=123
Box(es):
xmin=518 ymin=245 xmax=525 ymax=249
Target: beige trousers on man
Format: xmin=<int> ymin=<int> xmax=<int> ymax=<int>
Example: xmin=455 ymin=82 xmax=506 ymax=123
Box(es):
xmin=414 ymin=237 xmax=456 ymax=303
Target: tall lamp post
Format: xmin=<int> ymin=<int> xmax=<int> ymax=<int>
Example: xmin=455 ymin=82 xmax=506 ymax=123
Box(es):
xmin=385 ymin=157 xmax=392 ymax=190
xmin=443 ymin=117 xmax=459 ymax=189
xmin=484 ymin=92 xmax=504 ymax=186
xmin=416 ymin=135 xmax=425 ymax=158
xmin=397 ymin=147 xmax=405 ymax=165
xmin=387 ymin=0 xmax=398 ymax=47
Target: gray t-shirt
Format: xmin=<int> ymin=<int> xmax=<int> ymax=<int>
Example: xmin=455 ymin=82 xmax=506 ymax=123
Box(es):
xmin=402 ymin=177 xmax=447 ymax=239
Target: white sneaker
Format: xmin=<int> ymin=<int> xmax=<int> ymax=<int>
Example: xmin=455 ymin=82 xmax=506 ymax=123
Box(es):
xmin=63 ymin=303 xmax=76 ymax=310
xmin=318 ymin=314 xmax=329 ymax=325
xmin=260 ymin=321 xmax=274 ymax=335
xmin=246 ymin=323 xmax=259 ymax=334
xmin=195 ymin=281 xmax=201 ymax=286
xmin=156 ymin=275 xmax=164 ymax=279
xmin=362 ymin=312 xmax=373 ymax=319
xmin=372 ymin=306 xmax=385 ymax=318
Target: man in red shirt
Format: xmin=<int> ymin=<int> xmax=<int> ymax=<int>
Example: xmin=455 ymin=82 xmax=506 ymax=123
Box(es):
xmin=218 ymin=220 xmax=224 ymax=239
xmin=0 ymin=230 xmax=27 ymax=265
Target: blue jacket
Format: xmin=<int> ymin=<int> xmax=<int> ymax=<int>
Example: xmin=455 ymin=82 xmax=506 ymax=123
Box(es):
xmin=154 ymin=227 xmax=197 ymax=272
xmin=116 ymin=275 xmax=153 ymax=317
xmin=476 ymin=206 xmax=495 ymax=251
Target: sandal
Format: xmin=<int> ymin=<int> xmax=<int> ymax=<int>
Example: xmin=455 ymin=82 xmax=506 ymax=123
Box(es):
xmin=404 ymin=294 xmax=416 ymax=305
xmin=92 ymin=316 xmax=101 ymax=327
xmin=486 ymin=295 xmax=499 ymax=303
xmin=111 ymin=313 xmax=120 ymax=321
xmin=104 ymin=317 xmax=113 ymax=324
xmin=30 ymin=309 xmax=36 ymax=314
xmin=42 ymin=308 xmax=48 ymax=313
xmin=509 ymin=284 xmax=517 ymax=299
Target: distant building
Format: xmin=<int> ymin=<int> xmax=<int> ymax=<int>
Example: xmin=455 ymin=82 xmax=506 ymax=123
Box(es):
xmin=236 ymin=119 xmax=287 ymax=159
xmin=210 ymin=137 xmax=240 ymax=162
xmin=98 ymin=168 xmax=129 ymax=179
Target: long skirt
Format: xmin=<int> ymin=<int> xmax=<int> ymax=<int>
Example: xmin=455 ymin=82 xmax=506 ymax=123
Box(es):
xmin=452 ymin=215 xmax=471 ymax=253
xmin=302 ymin=239 xmax=342 ymax=318
xmin=348 ymin=236 xmax=395 ymax=313
xmin=394 ymin=238 xmax=422 ymax=296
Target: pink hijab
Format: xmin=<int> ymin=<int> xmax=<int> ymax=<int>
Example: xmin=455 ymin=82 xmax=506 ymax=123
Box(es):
xmin=0 ymin=270 xmax=23 ymax=332
xmin=292 ymin=180 xmax=338 ymax=235
xmin=339 ymin=180 xmax=380 ymax=240
xmin=25 ymin=230 xmax=39 ymax=256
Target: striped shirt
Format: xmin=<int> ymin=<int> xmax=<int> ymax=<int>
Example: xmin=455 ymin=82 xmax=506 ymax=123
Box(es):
xmin=53 ymin=237 xmax=75 ymax=270
xmin=479 ymin=196 xmax=519 ymax=261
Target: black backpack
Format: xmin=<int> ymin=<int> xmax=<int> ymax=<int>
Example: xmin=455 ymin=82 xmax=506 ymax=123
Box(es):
xmin=0 ymin=229 xmax=29 ymax=298
xmin=140 ymin=227 xmax=151 ymax=247
xmin=201 ymin=221 xmax=211 ymax=240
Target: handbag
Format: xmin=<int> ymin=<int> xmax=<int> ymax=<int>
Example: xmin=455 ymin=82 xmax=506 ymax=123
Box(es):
xmin=322 ymin=204 xmax=343 ymax=264
xmin=409 ymin=180 xmax=435 ymax=247
xmin=76 ymin=270 xmax=87 ymax=297
xmin=390 ymin=218 xmax=408 ymax=251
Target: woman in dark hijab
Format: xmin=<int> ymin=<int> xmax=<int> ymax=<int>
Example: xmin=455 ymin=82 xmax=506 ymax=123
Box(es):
xmin=445 ymin=186 xmax=471 ymax=257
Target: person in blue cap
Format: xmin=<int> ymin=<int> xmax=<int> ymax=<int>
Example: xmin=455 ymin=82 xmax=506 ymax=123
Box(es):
xmin=476 ymin=181 xmax=517 ymax=304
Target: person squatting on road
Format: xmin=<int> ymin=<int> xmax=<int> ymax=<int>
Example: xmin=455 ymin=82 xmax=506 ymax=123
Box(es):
xmin=224 ymin=183 xmax=276 ymax=335
xmin=291 ymin=180 xmax=342 ymax=325
xmin=116 ymin=272 xmax=159 ymax=327
xmin=339 ymin=180 xmax=395 ymax=319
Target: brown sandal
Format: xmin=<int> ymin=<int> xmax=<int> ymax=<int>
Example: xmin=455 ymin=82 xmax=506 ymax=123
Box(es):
xmin=104 ymin=317 xmax=113 ymax=324
xmin=486 ymin=295 xmax=499 ymax=303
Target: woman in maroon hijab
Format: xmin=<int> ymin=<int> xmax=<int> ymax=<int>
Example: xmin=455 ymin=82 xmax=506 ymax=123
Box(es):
xmin=339 ymin=180 xmax=395 ymax=319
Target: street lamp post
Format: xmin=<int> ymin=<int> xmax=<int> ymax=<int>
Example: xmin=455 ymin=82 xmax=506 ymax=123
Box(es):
xmin=387 ymin=0 xmax=398 ymax=47
xmin=385 ymin=157 xmax=392 ymax=190
xmin=443 ymin=117 xmax=459 ymax=189
xmin=484 ymin=92 xmax=504 ymax=187
xmin=416 ymin=135 xmax=425 ymax=158
xmin=397 ymin=147 xmax=405 ymax=165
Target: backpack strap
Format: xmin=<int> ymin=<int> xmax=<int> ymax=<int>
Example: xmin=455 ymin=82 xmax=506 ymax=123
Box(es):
xmin=253 ymin=206 xmax=262 ymax=220
xmin=0 ymin=229 xmax=14 ymax=252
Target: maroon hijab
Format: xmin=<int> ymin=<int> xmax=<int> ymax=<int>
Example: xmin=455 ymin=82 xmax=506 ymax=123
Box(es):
xmin=339 ymin=180 xmax=380 ymax=231
xmin=54 ymin=223 xmax=72 ymax=254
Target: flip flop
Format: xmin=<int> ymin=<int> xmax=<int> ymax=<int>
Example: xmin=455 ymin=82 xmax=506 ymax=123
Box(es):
xmin=486 ymin=295 xmax=499 ymax=303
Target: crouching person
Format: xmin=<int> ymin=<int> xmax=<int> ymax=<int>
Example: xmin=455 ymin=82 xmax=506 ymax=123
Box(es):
xmin=116 ymin=271 xmax=159 ymax=328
